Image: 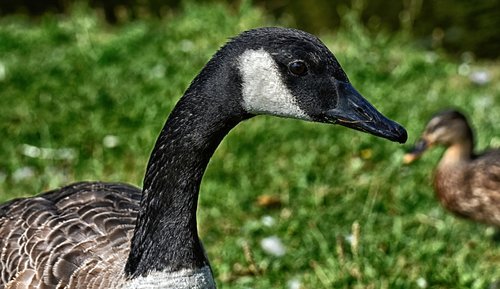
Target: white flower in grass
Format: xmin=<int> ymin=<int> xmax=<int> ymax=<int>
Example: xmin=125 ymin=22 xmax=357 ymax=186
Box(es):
xmin=416 ymin=277 xmax=428 ymax=288
xmin=21 ymin=144 xmax=76 ymax=160
xmin=150 ymin=64 xmax=166 ymax=79
xmin=103 ymin=135 xmax=120 ymax=148
xmin=287 ymin=278 xmax=301 ymax=289
xmin=260 ymin=236 xmax=286 ymax=257
xmin=180 ymin=40 xmax=194 ymax=52
xmin=469 ymin=70 xmax=491 ymax=85
xmin=261 ymin=215 xmax=276 ymax=227
xmin=12 ymin=167 xmax=35 ymax=182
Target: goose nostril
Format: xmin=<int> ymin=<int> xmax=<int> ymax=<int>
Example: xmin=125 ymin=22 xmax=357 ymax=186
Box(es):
xmin=354 ymin=106 xmax=364 ymax=115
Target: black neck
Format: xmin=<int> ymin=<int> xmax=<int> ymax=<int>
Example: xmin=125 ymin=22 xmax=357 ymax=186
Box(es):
xmin=125 ymin=61 xmax=250 ymax=276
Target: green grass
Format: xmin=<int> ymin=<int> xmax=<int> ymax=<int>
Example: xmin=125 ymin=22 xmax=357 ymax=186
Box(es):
xmin=0 ymin=3 xmax=499 ymax=289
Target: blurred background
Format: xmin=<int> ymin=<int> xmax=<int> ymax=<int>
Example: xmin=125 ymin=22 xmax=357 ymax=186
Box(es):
xmin=1 ymin=0 xmax=499 ymax=58
xmin=0 ymin=1 xmax=499 ymax=288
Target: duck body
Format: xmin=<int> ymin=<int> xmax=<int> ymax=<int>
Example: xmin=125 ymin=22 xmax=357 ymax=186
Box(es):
xmin=405 ymin=110 xmax=500 ymax=227
xmin=0 ymin=27 xmax=407 ymax=288
xmin=433 ymin=149 xmax=500 ymax=226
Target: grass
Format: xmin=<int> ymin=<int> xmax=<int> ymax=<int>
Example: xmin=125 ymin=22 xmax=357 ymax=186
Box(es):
xmin=0 ymin=3 xmax=499 ymax=289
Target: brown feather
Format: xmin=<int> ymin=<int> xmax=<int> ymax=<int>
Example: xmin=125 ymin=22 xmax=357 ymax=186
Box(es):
xmin=0 ymin=182 xmax=140 ymax=288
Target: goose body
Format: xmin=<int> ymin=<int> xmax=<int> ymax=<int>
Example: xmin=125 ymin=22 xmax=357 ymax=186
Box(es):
xmin=405 ymin=110 xmax=500 ymax=227
xmin=0 ymin=27 xmax=407 ymax=288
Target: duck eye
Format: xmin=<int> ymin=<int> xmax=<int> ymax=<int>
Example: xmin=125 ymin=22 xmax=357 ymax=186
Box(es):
xmin=288 ymin=61 xmax=307 ymax=76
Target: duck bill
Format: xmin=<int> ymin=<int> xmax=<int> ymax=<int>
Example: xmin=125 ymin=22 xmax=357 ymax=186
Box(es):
xmin=403 ymin=139 xmax=428 ymax=164
xmin=325 ymin=82 xmax=407 ymax=143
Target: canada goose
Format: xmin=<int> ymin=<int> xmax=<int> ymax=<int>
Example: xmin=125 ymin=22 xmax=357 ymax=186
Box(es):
xmin=0 ymin=27 xmax=407 ymax=289
xmin=404 ymin=110 xmax=500 ymax=227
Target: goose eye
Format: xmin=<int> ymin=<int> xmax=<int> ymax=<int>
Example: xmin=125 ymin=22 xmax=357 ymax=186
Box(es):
xmin=288 ymin=61 xmax=307 ymax=76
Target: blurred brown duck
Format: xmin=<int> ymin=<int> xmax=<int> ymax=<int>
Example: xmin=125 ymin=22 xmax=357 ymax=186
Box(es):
xmin=404 ymin=110 xmax=500 ymax=227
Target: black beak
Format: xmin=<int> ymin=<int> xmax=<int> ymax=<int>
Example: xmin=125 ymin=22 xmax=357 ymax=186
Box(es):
xmin=325 ymin=82 xmax=407 ymax=143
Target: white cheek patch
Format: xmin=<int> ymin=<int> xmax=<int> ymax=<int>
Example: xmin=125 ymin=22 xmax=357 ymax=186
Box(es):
xmin=238 ymin=49 xmax=310 ymax=120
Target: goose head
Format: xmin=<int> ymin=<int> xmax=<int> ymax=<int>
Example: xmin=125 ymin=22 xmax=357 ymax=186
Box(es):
xmin=404 ymin=109 xmax=474 ymax=163
xmin=198 ymin=27 xmax=407 ymax=143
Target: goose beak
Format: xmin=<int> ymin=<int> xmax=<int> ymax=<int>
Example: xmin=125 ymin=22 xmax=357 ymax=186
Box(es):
xmin=325 ymin=82 xmax=408 ymax=143
xmin=403 ymin=139 xmax=428 ymax=164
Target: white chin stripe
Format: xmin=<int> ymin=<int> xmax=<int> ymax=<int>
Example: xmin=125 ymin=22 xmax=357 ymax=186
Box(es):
xmin=238 ymin=49 xmax=310 ymax=120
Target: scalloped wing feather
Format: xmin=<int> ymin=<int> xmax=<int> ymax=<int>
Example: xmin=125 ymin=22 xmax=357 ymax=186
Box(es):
xmin=0 ymin=182 xmax=141 ymax=289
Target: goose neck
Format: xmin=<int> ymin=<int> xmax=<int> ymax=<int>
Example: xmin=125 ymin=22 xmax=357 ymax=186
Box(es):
xmin=125 ymin=87 xmax=249 ymax=277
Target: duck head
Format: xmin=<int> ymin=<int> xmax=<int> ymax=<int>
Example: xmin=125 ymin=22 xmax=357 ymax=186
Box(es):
xmin=404 ymin=109 xmax=473 ymax=163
